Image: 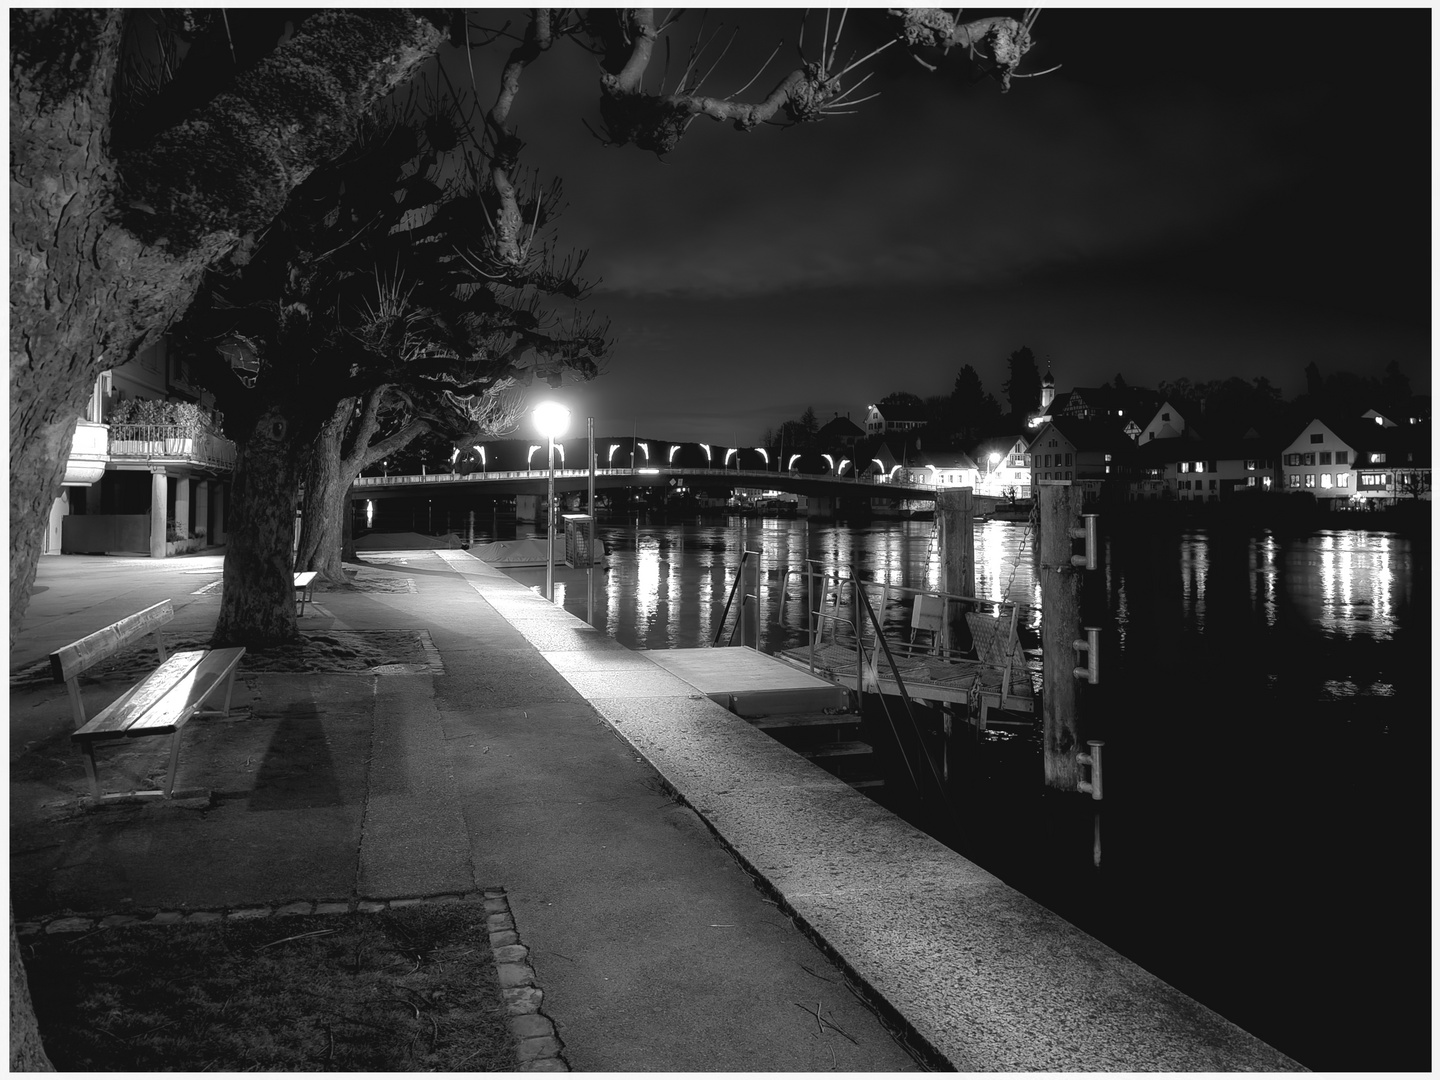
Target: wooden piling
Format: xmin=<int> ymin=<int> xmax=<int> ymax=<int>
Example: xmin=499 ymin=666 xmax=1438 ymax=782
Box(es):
xmin=1038 ymin=481 xmax=1085 ymax=791
xmin=936 ymin=488 xmax=974 ymax=652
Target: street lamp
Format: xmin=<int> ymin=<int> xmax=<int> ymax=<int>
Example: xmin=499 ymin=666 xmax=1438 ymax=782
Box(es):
xmin=754 ymin=447 xmax=769 ymax=470
xmin=533 ymin=401 xmax=570 ymax=601
xmin=787 ymin=453 xmax=800 ymax=471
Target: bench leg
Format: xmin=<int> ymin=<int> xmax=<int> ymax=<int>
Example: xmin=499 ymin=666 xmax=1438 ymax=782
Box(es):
xmin=163 ymin=731 xmax=182 ymax=798
xmin=78 ymin=742 xmax=103 ymax=800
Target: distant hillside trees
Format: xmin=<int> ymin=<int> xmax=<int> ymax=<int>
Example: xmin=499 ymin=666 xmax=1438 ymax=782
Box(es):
xmin=1002 ymin=346 xmax=1043 ymax=421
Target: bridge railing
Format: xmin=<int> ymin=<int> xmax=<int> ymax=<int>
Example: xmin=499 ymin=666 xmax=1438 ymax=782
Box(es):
xmin=354 ymin=465 xmax=937 ymax=492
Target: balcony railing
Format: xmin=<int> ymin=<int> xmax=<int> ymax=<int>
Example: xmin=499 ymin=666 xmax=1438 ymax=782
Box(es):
xmin=108 ymin=422 xmax=236 ymax=471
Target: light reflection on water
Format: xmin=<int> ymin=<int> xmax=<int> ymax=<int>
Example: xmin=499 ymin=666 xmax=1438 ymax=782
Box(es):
xmin=534 ymin=515 xmax=1419 ymax=703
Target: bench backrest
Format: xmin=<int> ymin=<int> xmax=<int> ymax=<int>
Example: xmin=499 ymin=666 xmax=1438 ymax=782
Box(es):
xmin=49 ymin=600 xmax=175 ymax=685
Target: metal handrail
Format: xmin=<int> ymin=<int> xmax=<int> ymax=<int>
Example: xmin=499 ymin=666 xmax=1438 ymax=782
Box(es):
xmin=851 ymin=573 xmax=960 ymax=827
xmin=713 ymin=549 xmax=763 ymax=648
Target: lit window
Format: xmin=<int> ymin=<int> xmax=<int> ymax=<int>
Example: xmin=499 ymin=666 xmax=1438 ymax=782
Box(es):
xmin=1288 ymin=474 xmax=1301 ymax=488
xmin=1371 ymin=452 xmax=1386 ymax=464
xmin=1194 ymin=461 xmax=1204 ymax=473
xmin=1262 ymin=476 xmax=1273 ymax=490
xmin=1179 ymin=462 xmax=1189 ymax=473
xmin=1304 ymin=474 xmax=1316 ymax=488
xmin=1336 ymin=474 xmax=1349 ymax=488
xmin=1104 ymin=453 xmax=1112 ymax=462
xmin=1246 ymin=476 xmax=1256 ymax=487
xmin=1245 ymin=459 xmax=1257 ymax=471
xmin=1320 ymin=473 xmax=1332 ymax=489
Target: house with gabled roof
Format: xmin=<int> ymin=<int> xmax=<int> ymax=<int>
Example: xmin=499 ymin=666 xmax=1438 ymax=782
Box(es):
xmin=1138 ymin=401 xmax=1191 ymax=444
xmin=969 ymin=435 xmax=1032 ymax=498
xmin=898 ymin=450 xmax=979 ymax=490
xmin=1027 ymin=417 xmax=1137 ymax=492
xmin=1134 ymin=429 xmax=1281 ymax=502
xmin=1282 ymin=412 xmax=1431 ymax=504
xmin=816 ymin=412 xmax=865 ymax=451
xmin=864 ymin=400 xmax=927 ymax=436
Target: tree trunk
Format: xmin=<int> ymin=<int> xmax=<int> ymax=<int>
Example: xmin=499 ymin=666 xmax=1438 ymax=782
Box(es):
xmin=9 ymin=904 xmax=51 ymax=1071
xmin=298 ymin=390 xmax=431 ymax=580
xmin=212 ymin=406 xmax=305 ymax=648
xmin=296 ymin=403 xmax=351 ymax=583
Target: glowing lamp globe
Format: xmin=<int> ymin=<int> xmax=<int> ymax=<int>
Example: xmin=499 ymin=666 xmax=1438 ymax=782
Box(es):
xmin=533 ymin=401 xmax=570 ymax=440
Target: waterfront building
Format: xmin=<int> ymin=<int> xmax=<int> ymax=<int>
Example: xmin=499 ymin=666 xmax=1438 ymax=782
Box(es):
xmin=897 ymin=450 xmax=980 ymax=489
xmin=1027 ymin=416 xmax=1137 ymax=498
xmin=46 ymin=338 xmax=235 ymax=558
xmin=971 ymin=436 xmax=1033 ymax=499
xmin=1281 ymin=413 xmax=1432 ymax=505
xmin=1134 ymin=431 xmax=1281 ymax=502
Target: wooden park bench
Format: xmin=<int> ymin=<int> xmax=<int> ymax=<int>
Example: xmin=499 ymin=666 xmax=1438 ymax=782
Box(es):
xmin=293 ymin=570 xmax=318 ymax=616
xmin=50 ymin=600 xmax=245 ymax=801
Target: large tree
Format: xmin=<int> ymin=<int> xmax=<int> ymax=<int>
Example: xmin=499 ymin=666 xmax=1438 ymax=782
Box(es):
xmin=171 ymin=113 xmax=606 ymax=643
xmin=10 ymin=9 xmax=450 ymax=645
xmin=1001 ymin=345 xmax=1043 ymax=420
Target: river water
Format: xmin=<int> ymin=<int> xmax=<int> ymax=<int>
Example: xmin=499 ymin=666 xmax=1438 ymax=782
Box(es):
xmin=492 ymin=510 xmax=1428 ymax=1071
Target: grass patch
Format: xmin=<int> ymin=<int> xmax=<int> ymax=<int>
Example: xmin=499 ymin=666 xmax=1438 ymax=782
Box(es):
xmin=22 ymin=902 xmax=515 ymax=1071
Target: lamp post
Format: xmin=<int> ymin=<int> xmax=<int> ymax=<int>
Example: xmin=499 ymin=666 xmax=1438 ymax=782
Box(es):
xmin=534 ymin=401 xmax=570 ymax=602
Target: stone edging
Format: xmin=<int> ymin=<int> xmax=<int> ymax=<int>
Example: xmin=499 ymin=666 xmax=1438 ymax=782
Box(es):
xmin=14 ymin=890 xmax=567 ymax=1072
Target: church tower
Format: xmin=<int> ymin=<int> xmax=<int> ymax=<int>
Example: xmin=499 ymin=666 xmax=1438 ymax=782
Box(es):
xmin=1040 ymin=363 xmax=1055 ymax=410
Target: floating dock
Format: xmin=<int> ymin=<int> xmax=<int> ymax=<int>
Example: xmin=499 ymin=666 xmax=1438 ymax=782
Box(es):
xmin=643 ymin=647 xmax=849 ymax=717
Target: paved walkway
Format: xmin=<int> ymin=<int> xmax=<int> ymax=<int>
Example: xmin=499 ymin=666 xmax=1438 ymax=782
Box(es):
xmin=10 ymin=547 xmax=1302 ymax=1071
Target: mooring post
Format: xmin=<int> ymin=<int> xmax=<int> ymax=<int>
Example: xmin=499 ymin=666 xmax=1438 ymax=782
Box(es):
xmin=1039 ymin=481 xmax=1086 ymax=790
xmin=936 ymin=487 xmax=975 ymax=650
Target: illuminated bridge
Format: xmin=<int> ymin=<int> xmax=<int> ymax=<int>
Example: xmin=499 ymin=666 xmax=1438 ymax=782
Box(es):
xmin=351 ymin=466 xmax=938 ymax=501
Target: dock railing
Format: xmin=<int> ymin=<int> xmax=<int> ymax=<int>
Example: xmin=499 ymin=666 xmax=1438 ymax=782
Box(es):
xmin=775 ymin=560 xmax=959 ymax=825
xmin=713 ymin=549 xmax=764 ymax=649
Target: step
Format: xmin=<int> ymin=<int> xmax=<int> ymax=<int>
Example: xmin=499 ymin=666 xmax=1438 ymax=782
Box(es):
xmin=800 ymin=740 xmax=875 ymax=760
xmin=750 ymin=712 xmax=859 ymax=731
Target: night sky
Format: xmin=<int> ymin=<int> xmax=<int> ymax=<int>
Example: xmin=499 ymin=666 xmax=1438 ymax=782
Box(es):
xmin=456 ymin=7 xmax=1431 ymax=445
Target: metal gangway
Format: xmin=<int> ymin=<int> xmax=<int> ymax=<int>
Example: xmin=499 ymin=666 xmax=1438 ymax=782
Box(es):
xmin=711 ymin=553 xmax=1039 ymax=732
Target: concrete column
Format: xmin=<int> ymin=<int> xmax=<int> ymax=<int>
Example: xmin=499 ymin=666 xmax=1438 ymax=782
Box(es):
xmin=44 ymin=493 xmax=67 ymax=555
xmin=516 ymin=494 xmax=538 ymax=522
xmin=807 ymin=495 xmax=836 ymax=520
xmin=213 ymin=483 xmax=227 ymax=545
xmin=174 ymin=476 xmax=191 ymax=541
xmin=194 ymin=481 xmax=211 ymax=546
xmin=150 ymin=469 xmax=168 ymax=559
